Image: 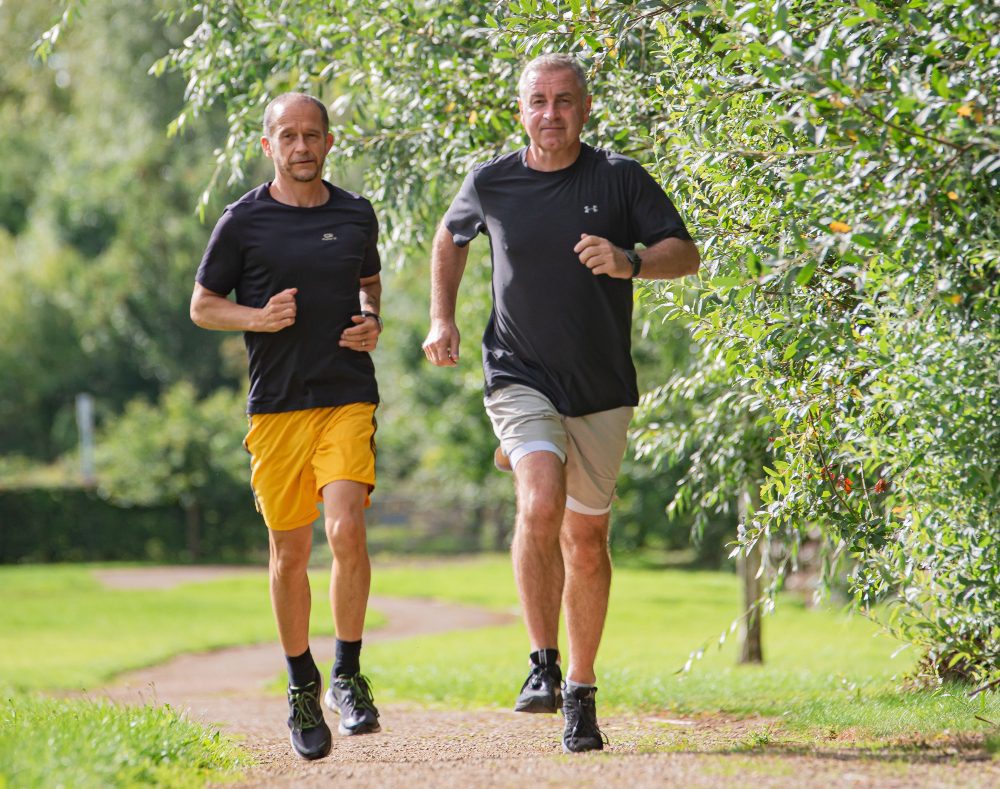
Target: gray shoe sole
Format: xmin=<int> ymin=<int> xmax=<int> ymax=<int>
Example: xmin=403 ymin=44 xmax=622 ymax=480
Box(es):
xmin=514 ymin=690 xmax=562 ymax=714
xmin=562 ymin=739 xmax=604 ymax=754
xmin=324 ymin=687 xmax=381 ymax=735
xmin=338 ymin=720 xmax=382 ymax=736
xmin=289 ymin=730 xmax=332 ymax=760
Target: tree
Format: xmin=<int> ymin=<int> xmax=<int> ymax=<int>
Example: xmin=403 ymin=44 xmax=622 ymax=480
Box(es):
xmin=42 ymin=0 xmax=999 ymax=683
xmin=495 ymin=1 xmax=1000 ymax=684
xmin=96 ymin=382 xmax=249 ymax=560
xmin=0 ymin=0 xmax=247 ymax=460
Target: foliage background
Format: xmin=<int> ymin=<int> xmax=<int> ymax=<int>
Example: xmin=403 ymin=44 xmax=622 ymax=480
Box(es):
xmin=4 ymin=0 xmax=997 ymax=685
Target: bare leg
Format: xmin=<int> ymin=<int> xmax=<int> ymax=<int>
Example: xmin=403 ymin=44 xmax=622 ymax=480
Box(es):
xmin=268 ymin=523 xmax=314 ymax=656
xmin=511 ymin=451 xmax=566 ymax=651
xmin=561 ymin=509 xmax=611 ymax=685
xmin=323 ymin=480 xmax=371 ymax=641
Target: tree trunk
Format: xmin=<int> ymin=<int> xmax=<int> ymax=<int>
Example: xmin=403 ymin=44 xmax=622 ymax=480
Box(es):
xmin=469 ymin=504 xmax=485 ymax=551
xmin=185 ymin=499 xmax=202 ymax=562
xmin=493 ymin=505 xmax=510 ymax=552
xmin=738 ymin=481 xmax=764 ymax=664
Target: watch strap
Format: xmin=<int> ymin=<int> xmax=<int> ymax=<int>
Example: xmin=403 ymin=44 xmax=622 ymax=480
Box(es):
xmin=361 ymin=310 xmax=383 ymax=331
xmin=626 ymin=249 xmax=642 ymax=278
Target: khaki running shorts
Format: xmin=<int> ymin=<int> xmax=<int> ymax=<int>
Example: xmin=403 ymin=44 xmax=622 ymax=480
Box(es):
xmin=484 ymin=384 xmax=632 ymax=515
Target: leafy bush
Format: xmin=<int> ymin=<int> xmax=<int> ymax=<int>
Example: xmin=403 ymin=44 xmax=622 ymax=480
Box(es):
xmin=95 ymin=382 xmax=259 ymax=561
xmin=57 ymin=0 xmax=998 ymax=683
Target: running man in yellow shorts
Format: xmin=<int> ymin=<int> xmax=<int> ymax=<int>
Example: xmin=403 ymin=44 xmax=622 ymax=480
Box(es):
xmin=191 ymin=92 xmax=383 ymax=761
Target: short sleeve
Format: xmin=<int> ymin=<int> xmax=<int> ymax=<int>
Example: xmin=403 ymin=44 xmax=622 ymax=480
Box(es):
xmin=196 ymin=210 xmax=244 ymax=295
xmin=360 ymin=207 xmax=381 ymax=278
xmin=627 ymin=162 xmax=692 ymax=246
xmin=443 ymin=171 xmax=486 ymax=247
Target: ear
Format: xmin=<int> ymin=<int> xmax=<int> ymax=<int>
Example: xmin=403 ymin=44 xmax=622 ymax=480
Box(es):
xmin=261 ymin=135 xmax=273 ymax=159
xmin=325 ymin=132 xmax=334 ymax=154
xmin=583 ymin=94 xmax=593 ymax=123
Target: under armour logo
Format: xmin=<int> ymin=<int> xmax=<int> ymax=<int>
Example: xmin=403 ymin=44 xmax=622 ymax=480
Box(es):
xmin=322 ymin=233 xmax=337 ymax=241
xmin=583 ymin=205 xmax=599 ymax=213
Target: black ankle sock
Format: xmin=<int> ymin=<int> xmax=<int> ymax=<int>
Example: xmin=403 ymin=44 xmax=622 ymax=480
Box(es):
xmin=530 ymin=648 xmax=560 ymax=668
xmin=333 ymin=638 xmax=362 ymax=677
xmin=286 ymin=647 xmax=318 ymax=687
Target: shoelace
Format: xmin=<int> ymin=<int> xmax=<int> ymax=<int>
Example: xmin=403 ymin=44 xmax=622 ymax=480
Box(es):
xmin=525 ymin=664 xmax=559 ymax=690
xmin=288 ymin=683 xmax=323 ymax=729
xmin=565 ymin=694 xmax=609 ymax=745
xmin=338 ymin=673 xmax=379 ymax=714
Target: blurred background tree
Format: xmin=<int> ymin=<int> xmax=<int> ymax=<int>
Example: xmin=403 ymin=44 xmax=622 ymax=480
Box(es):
xmin=5 ymin=0 xmax=996 ymax=686
xmin=139 ymin=0 xmax=997 ymax=685
xmin=0 ymin=0 xmax=243 ymax=463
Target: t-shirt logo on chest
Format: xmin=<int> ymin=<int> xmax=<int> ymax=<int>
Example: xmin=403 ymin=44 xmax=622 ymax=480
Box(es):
xmin=583 ymin=204 xmax=599 ymax=213
xmin=322 ymin=232 xmax=338 ymax=241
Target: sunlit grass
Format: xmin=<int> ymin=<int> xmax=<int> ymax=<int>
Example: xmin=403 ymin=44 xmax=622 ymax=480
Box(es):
xmin=0 ymin=563 xmax=382 ymax=691
xmin=1 ymin=557 xmax=995 ymax=743
xmin=363 ymin=556 xmax=998 ymax=737
xmin=0 ymin=693 xmax=250 ymax=787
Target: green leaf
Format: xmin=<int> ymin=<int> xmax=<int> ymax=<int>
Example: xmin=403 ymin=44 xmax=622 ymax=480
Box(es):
xmin=795 ymin=261 xmax=818 ymax=286
xmin=930 ymin=67 xmax=950 ymax=99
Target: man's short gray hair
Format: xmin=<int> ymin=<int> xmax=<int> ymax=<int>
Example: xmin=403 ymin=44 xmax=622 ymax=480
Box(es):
xmin=263 ymin=93 xmax=330 ymax=137
xmin=518 ymin=54 xmax=588 ymax=97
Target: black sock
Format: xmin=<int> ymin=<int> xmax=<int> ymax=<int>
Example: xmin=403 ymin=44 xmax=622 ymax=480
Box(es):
xmin=334 ymin=638 xmax=362 ymax=678
xmin=286 ymin=647 xmax=318 ymax=687
xmin=530 ymin=648 xmax=560 ymax=668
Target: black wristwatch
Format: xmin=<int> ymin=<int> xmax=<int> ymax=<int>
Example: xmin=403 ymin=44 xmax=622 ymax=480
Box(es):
xmin=624 ymin=248 xmax=643 ymax=278
xmin=361 ymin=310 xmax=383 ymax=331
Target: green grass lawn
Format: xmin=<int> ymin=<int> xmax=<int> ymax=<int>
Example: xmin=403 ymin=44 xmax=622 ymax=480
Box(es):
xmin=0 ymin=556 xmax=996 ymax=788
xmin=0 ymin=563 xmax=383 ymax=691
xmin=0 ymin=695 xmax=249 ymax=787
xmin=0 ymin=562 xmax=374 ymax=787
xmin=365 ymin=556 xmax=998 ymax=738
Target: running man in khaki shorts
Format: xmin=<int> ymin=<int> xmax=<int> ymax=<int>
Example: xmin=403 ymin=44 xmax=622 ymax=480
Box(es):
xmin=191 ymin=92 xmax=384 ymax=761
xmin=422 ymin=54 xmax=700 ymax=753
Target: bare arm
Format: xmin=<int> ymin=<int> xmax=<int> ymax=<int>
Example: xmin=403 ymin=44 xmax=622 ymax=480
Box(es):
xmin=359 ymin=273 xmax=382 ymax=315
xmin=189 ymin=282 xmax=297 ymax=332
xmin=573 ymin=234 xmax=700 ymax=280
xmin=339 ymin=273 xmax=384 ymax=352
xmin=422 ymin=221 xmax=470 ymax=366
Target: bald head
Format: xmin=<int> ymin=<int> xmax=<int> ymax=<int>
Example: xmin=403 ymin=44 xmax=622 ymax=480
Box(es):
xmin=263 ymin=93 xmax=329 ymax=138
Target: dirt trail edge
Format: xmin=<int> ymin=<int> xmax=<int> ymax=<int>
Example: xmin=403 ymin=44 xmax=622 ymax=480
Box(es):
xmin=91 ymin=567 xmax=996 ymax=788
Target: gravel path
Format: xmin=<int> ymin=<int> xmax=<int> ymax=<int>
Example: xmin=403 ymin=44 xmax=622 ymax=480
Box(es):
xmin=92 ymin=567 xmax=998 ymax=787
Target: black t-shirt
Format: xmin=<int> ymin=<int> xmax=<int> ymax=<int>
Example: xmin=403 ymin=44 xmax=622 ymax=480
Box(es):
xmin=197 ymin=181 xmax=381 ymax=414
xmin=444 ymin=144 xmax=691 ymax=416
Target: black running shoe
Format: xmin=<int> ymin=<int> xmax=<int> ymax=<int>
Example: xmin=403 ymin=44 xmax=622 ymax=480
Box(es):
xmin=514 ymin=662 xmax=562 ymax=713
xmin=562 ymin=685 xmax=608 ymax=753
xmin=324 ymin=673 xmax=381 ymax=735
xmin=286 ymin=675 xmax=332 ymax=760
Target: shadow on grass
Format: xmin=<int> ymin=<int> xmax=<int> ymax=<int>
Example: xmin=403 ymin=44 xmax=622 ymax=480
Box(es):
xmin=634 ymin=717 xmax=997 ymax=766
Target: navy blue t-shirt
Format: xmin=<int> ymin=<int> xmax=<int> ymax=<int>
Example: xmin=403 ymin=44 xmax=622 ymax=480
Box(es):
xmin=197 ymin=181 xmax=381 ymax=414
xmin=444 ymin=144 xmax=691 ymax=416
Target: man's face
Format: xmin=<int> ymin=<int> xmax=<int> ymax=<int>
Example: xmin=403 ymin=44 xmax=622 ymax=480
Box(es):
xmin=518 ymin=67 xmax=592 ymax=156
xmin=261 ymin=99 xmax=333 ymax=183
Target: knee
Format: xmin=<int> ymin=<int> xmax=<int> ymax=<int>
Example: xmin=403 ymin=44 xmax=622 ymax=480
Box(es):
xmin=517 ymin=509 xmax=564 ymax=551
xmin=270 ymin=541 xmax=310 ymax=579
xmin=561 ymin=530 xmax=608 ymax=573
xmin=325 ymin=512 xmax=367 ymax=559
xmin=518 ymin=492 xmax=564 ymax=532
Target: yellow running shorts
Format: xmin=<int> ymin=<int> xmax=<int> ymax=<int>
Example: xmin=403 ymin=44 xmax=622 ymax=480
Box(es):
xmin=243 ymin=403 xmax=377 ymax=531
